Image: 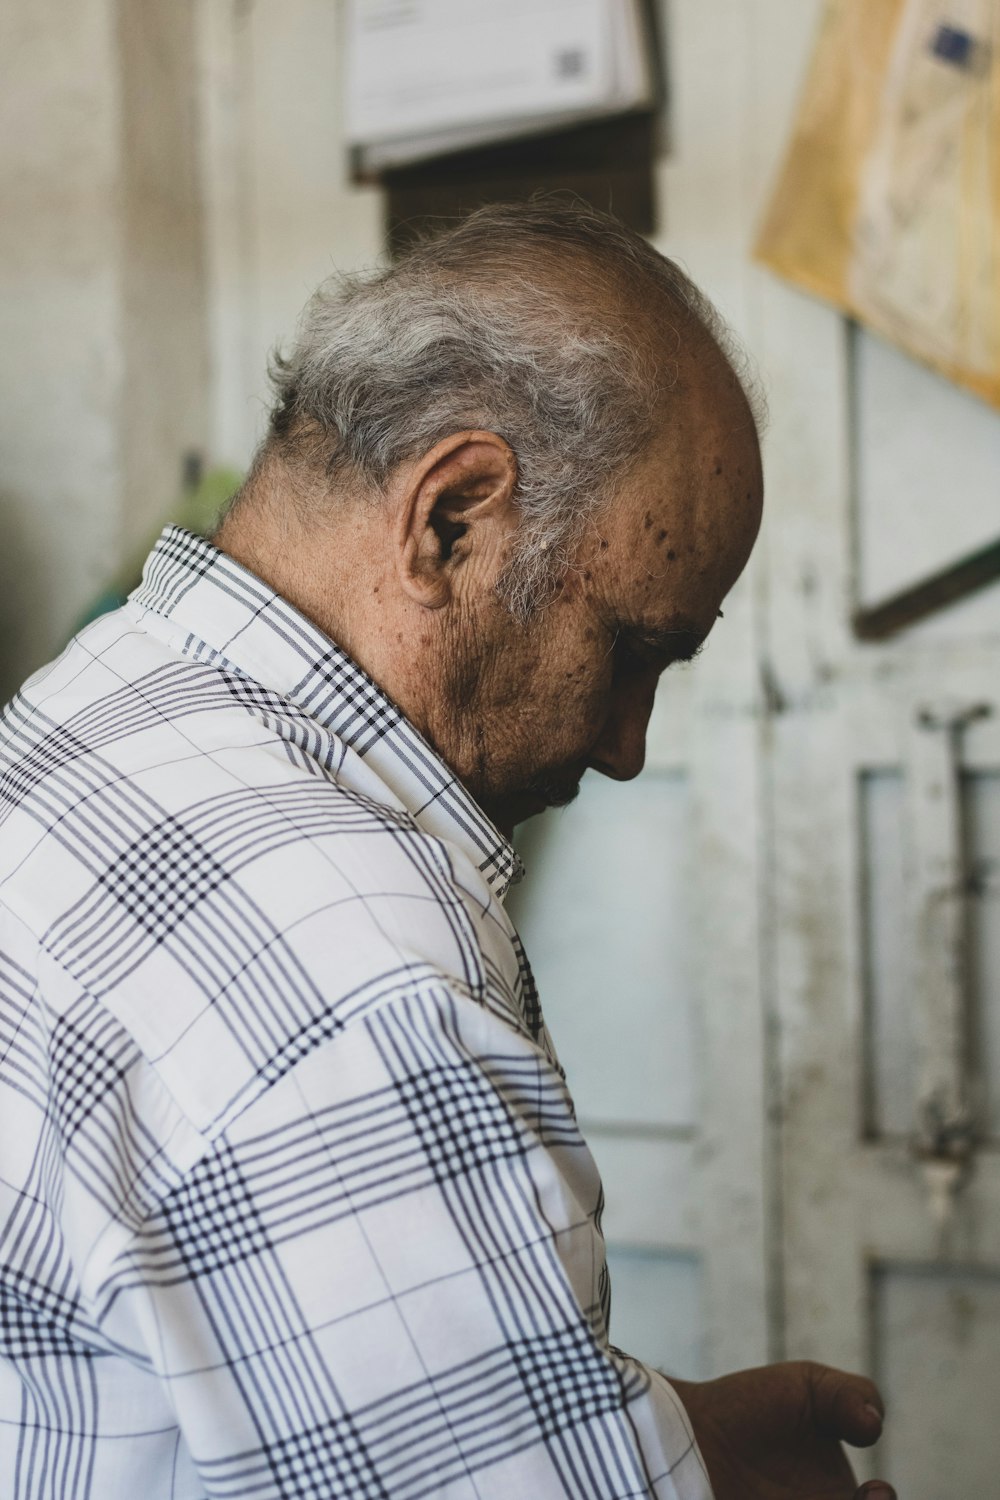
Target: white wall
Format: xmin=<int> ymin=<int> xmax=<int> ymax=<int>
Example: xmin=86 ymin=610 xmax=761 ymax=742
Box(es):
xmin=0 ymin=0 xmax=123 ymax=697
xmin=198 ymin=0 xmax=383 ymax=471
xmin=0 ymin=0 xmax=209 ymax=701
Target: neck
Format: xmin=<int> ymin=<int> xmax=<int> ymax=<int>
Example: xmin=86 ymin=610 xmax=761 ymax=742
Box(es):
xmin=214 ymin=474 xmax=454 ymax=772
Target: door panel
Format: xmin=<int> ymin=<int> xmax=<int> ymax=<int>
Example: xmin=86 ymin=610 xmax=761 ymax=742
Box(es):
xmin=966 ymin=769 xmax=1000 ymax=1139
xmin=606 ymin=1249 xmax=704 ymax=1380
xmin=508 ymin=742 xmax=713 ymax=1377
xmin=763 ymin=190 xmax=1000 ymax=1492
xmin=860 ymin=767 xmax=913 ymax=1137
xmin=511 ymin=771 xmax=699 ymax=1131
xmin=854 ymin=328 xmax=1000 ymax=612
xmin=873 ymin=1263 xmax=1000 ymax=1497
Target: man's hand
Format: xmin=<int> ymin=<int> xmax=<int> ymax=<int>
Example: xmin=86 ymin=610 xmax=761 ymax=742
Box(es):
xmin=669 ymin=1360 xmax=896 ymax=1500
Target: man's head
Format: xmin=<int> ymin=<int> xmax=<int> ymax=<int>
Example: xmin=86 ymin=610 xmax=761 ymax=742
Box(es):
xmin=216 ymin=199 xmax=764 ymax=833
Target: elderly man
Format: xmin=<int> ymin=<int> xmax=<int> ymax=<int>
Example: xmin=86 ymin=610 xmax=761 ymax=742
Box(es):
xmin=0 ymin=202 xmax=895 ymax=1500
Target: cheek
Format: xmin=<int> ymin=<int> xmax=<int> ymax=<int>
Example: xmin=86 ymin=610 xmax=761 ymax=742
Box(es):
xmin=548 ymin=655 xmax=613 ymax=741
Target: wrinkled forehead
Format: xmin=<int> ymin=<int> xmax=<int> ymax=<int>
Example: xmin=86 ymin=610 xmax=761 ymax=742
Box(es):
xmin=668 ymin=334 xmax=762 ymax=504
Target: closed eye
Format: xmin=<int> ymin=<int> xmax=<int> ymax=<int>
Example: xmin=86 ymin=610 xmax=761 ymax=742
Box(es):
xmin=624 ymin=627 xmax=705 ymax=669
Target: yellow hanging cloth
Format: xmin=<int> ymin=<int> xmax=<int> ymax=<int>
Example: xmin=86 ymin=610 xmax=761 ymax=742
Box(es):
xmin=755 ymin=0 xmax=1000 ymax=411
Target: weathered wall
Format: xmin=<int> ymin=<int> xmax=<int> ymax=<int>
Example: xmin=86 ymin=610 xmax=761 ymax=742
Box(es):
xmin=117 ymin=0 xmax=209 ymax=562
xmin=197 ymin=0 xmax=382 ymax=471
xmin=0 ymin=0 xmax=122 ymax=697
xmin=0 ymin=0 xmax=208 ymax=701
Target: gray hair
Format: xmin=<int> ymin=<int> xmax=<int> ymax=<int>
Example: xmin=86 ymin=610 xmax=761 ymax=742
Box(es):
xmin=263 ymin=198 xmax=760 ymax=617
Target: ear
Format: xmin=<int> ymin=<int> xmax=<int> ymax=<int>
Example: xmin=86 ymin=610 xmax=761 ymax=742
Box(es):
xmin=390 ymin=431 xmax=518 ymax=608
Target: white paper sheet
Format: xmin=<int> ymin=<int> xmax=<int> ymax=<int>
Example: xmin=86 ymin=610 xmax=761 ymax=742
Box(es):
xmin=345 ymin=0 xmax=653 ymax=170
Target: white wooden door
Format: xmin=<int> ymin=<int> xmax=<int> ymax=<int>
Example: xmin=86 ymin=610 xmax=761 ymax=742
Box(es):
xmin=763 ymin=303 xmax=1000 ymax=1495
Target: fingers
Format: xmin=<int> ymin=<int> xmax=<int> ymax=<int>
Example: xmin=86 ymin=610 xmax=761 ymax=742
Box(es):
xmin=806 ymin=1362 xmax=886 ymax=1447
xmin=854 ymin=1483 xmax=896 ymax=1500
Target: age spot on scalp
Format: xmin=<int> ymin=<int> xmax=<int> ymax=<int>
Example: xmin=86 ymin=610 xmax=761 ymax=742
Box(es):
xmin=657 ymin=529 xmax=668 ymax=543
xmin=667 ymin=548 xmax=677 ymax=561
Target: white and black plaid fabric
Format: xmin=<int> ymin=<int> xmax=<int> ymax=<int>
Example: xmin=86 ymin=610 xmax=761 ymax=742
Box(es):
xmin=0 ymin=526 xmax=712 ymax=1499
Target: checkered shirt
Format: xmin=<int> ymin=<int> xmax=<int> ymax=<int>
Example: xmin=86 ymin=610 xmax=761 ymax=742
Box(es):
xmin=0 ymin=526 xmax=712 ymax=1499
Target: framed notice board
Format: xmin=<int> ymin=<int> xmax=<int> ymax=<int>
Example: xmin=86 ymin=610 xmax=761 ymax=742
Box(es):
xmin=345 ymin=0 xmax=666 ymax=254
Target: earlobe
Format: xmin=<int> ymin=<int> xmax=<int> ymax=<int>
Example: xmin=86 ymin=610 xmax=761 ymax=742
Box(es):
xmin=392 ymin=430 xmax=517 ymax=609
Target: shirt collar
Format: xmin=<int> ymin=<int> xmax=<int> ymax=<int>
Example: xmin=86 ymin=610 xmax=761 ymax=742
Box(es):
xmin=130 ymin=526 xmax=523 ymax=898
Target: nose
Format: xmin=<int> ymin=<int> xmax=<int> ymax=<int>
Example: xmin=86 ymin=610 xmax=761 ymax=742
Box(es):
xmin=586 ymin=678 xmax=656 ymax=782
